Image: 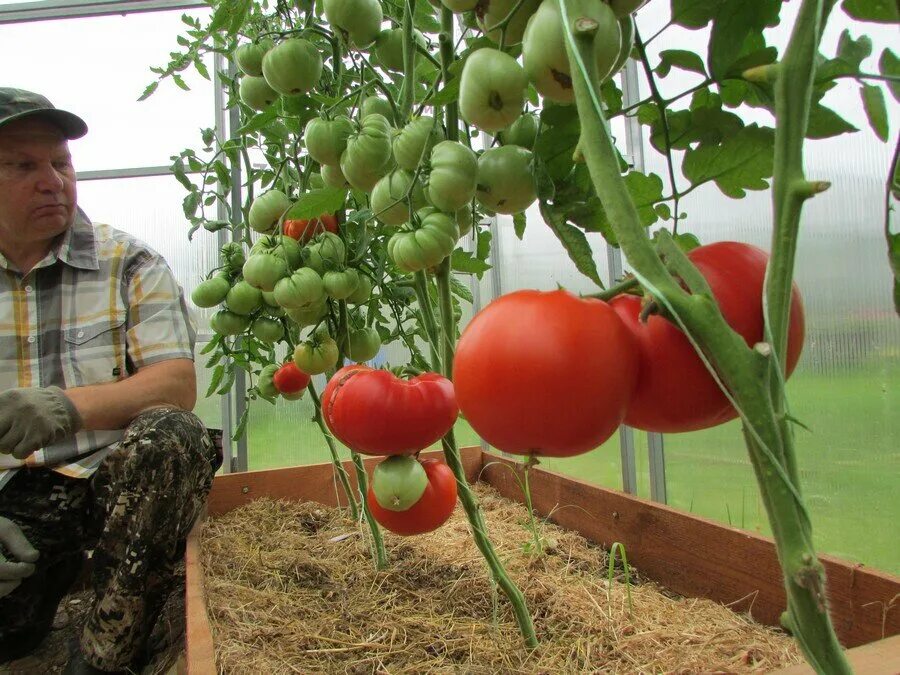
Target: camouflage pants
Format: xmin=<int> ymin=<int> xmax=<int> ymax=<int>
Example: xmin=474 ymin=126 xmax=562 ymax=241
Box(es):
xmin=0 ymin=408 xmax=217 ymax=671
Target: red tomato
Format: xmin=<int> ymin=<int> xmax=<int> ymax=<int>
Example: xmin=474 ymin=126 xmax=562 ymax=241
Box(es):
xmin=283 ymin=214 xmax=339 ymax=243
xmin=611 ymin=241 xmax=805 ymax=433
xmin=367 ymin=458 xmax=457 ymax=536
xmin=321 ymin=365 xmax=459 ymax=456
xmin=272 ymin=362 xmax=311 ymax=394
xmin=453 ymin=289 xmax=640 ymax=457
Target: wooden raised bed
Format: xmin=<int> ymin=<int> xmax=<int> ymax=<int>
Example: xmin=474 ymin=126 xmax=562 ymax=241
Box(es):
xmin=184 ymin=446 xmax=900 ymax=673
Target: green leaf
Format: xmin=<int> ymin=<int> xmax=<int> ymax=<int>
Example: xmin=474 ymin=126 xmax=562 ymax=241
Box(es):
xmin=172 ymin=73 xmax=190 ymax=92
xmin=194 ymin=57 xmax=210 ymax=81
xmin=806 ymin=103 xmax=858 ymax=139
xmin=449 ymin=276 xmax=474 ymax=304
xmin=682 ymin=124 xmax=774 ymax=198
xmin=137 ymin=80 xmax=159 ymax=102
xmin=879 ymin=49 xmax=900 ymax=102
xmin=201 ymin=128 xmax=216 ymax=148
xmin=206 ymin=364 xmax=224 ymax=398
xmin=670 ymin=0 xmax=722 ymax=28
xmin=200 ymin=336 xmax=222 ymax=355
xmin=542 ymin=209 xmax=602 ymax=288
xmin=237 ymin=107 xmax=279 ymax=135
xmin=451 ymin=249 xmax=492 ymax=275
xmin=284 ymin=188 xmax=348 ymax=220
xmin=842 ymin=0 xmax=900 ymax=23
xmin=513 ymin=212 xmax=527 ymax=239
xmin=600 ymin=78 xmax=623 ymax=115
xmin=837 ymin=29 xmax=873 ymax=70
xmin=652 ymin=229 xmax=701 ymax=252
xmin=708 ymin=0 xmax=780 ymax=80
xmin=860 ymin=84 xmax=889 ymax=141
xmin=890 ymin=230 xmax=900 ymax=315
xmin=566 ymin=171 xmax=666 ymax=242
xmin=232 ymin=407 xmax=249 ymax=442
xmin=656 ymin=50 xmax=707 ymax=78
xmin=183 ymin=191 xmax=200 ymax=218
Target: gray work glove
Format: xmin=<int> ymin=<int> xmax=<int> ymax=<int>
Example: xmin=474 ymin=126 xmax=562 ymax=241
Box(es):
xmin=0 ymin=516 xmax=39 ymax=599
xmin=0 ymin=386 xmax=83 ymax=460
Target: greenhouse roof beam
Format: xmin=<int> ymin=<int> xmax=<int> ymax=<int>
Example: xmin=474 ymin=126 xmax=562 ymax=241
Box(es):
xmin=0 ymin=0 xmax=206 ymax=25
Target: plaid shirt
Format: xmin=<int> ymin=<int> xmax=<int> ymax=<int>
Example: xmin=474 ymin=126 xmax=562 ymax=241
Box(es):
xmin=0 ymin=210 xmax=196 ymax=490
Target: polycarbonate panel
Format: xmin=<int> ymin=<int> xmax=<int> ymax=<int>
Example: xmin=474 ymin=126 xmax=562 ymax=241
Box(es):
xmin=632 ymin=5 xmax=900 ymax=573
xmin=0 ymin=7 xmax=213 ymax=172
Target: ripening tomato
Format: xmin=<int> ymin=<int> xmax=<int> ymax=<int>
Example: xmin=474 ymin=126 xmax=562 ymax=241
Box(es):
xmin=611 ymin=241 xmax=805 ymax=433
xmin=321 ymin=365 xmax=458 ymax=456
xmin=453 ymin=289 xmax=640 ymax=457
xmin=367 ymin=458 xmax=458 ymax=536
xmin=283 ymin=214 xmax=339 ymax=243
xmin=272 ymin=362 xmax=312 ymax=395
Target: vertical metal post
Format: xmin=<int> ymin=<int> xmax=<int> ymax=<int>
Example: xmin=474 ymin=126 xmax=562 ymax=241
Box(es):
xmin=621 ymin=60 xmax=667 ymax=503
xmin=212 ymin=53 xmax=234 ymax=474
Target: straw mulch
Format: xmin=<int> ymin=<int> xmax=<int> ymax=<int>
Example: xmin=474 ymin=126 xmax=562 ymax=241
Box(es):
xmin=199 ymin=483 xmax=803 ymax=674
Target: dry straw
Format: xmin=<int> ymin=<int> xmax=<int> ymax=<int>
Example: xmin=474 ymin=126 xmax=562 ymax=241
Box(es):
xmin=200 ymin=483 xmax=802 ymax=674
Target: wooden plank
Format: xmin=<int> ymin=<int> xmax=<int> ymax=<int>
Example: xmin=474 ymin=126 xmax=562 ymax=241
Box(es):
xmin=184 ymin=515 xmax=216 ymax=675
xmin=479 ymin=452 xmax=900 ymax=649
xmin=206 ymin=445 xmax=483 ymax=517
xmin=771 ymin=633 xmax=900 ymax=674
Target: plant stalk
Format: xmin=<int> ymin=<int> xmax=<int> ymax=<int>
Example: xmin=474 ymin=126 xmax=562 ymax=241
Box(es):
xmin=560 ymin=0 xmax=850 ymax=670
xmin=307 ymin=381 xmax=359 ymax=521
xmin=351 ymin=451 xmax=388 ymax=569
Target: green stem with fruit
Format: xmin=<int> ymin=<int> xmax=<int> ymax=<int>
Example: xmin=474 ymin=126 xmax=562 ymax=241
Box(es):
xmin=307 ymin=381 xmax=359 ymax=522
xmin=560 ymin=0 xmax=849 ymax=671
xmin=426 ymin=4 xmax=538 ymax=650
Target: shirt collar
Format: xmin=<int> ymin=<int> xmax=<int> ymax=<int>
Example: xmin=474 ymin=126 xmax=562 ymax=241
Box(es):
xmin=55 ymin=206 xmax=98 ymax=271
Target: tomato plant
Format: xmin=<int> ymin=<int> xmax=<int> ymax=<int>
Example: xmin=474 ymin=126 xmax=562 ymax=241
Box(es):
xmin=454 ymin=290 xmax=639 ymax=457
xmin=321 ymin=365 xmax=458 ymax=456
xmin=367 ymin=458 xmax=457 ymax=536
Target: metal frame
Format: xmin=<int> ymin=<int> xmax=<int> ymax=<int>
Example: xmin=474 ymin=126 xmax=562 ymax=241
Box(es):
xmin=0 ymin=0 xmax=205 ymax=24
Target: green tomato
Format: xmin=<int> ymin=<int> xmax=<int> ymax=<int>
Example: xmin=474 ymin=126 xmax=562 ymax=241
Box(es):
xmin=373 ymin=28 xmax=426 ymax=72
xmin=285 ymin=299 xmax=329 ymax=327
xmin=220 ymin=242 xmax=246 ymax=274
xmin=251 ymin=316 xmax=285 ymax=344
xmin=522 ymin=0 xmax=620 ymax=103
xmin=456 ymin=204 xmax=474 ymax=236
xmin=321 ymin=162 xmax=351 ymax=189
xmin=191 ymin=276 xmax=231 ymax=308
xmin=426 ymin=141 xmax=477 ymax=213
xmin=372 ymin=455 xmax=428 ymax=511
xmin=342 ymin=326 xmax=382 ymax=362
xmin=609 ymin=14 xmax=635 ymax=78
xmin=242 ymin=253 xmax=289 ymax=292
xmin=248 ymin=190 xmax=291 ymax=233
xmin=346 ymin=274 xmax=373 ymax=304
xmin=393 ymin=116 xmax=443 ymax=171
xmin=341 ymin=114 xmax=395 ymax=192
xmin=306 ymin=232 xmax=347 ymax=274
xmin=262 ymin=303 xmax=286 ymax=318
xmin=282 ymin=389 xmax=306 ymax=401
xmin=273 ymin=268 xmax=325 ymax=309
xmin=210 ymin=310 xmax=251 ymax=336
xmin=258 ymin=364 xmax=280 ymax=400
xmin=371 ymin=169 xmax=425 ymax=225
xmin=441 ymin=0 xmax=478 ymax=12
xmin=477 ymin=0 xmax=542 ymax=46
xmin=459 ymin=49 xmax=527 ymax=133
xmin=253 ymin=234 xmax=303 ymax=270
xmin=304 ymin=116 xmax=355 ymax=166
xmin=293 ymin=336 xmax=340 ymax=375
xmin=238 ymin=75 xmax=278 ymax=111
xmin=323 ymin=268 xmax=361 ymax=300
xmin=225 ymin=280 xmax=263 ymax=316
xmin=234 ymin=39 xmax=274 ymax=76
xmin=476 ymin=146 xmax=537 ymax=215
xmin=388 ymin=208 xmax=460 ymax=273
xmin=262 ymin=38 xmax=323 ymax=96
xmin=360 ymin=96 xmax=395 ymax=123
xmin=323 ymin=0 xmax=383 ymax=48
xmin=261 ymin=290 xmax=280 ymax=307
xmin=498 ymin=112 xmax=539 ymax=149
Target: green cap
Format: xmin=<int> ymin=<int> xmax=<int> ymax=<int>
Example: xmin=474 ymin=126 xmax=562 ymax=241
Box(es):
xmin=0 ymin=87 xmax=87 ymax=139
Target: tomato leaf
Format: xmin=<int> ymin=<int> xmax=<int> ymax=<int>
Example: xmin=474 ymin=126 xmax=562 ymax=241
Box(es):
xmin=206 ymin=364 xmax=225 ymax=398
xmin=890 ymin=230 xmax=900 ymax=316
xmin=860 ymin=84 xmax=889 ymax=141
xmin=879 ymin=49 xmax=900 ymax=102
xmin=284 ymin=189 xmax=348 ymax=220
xmin=449 ymin=276 xmax=474 ymax=304
xmin=841 ymin=0 xmax=900 ymax=23
xmin=806 ymin=103 xmax=858 ymax=139
xmin=451 ymin=249 xmax=491 ymax=275
xmin=670 ymin=0 xmax=722 ymax=29
xmin=540 ymin=205 xmax=602 ymax=288
xmin=427 ymin=78 xmax=460 ymax=106
xmin=655 ymin=50 xmax=707 ymax=78
xmin=836 ymin=29 xmax=873 ymax=70
xmin=682 ymin=124 xmax=774 ymax=198
xmin=231 ymin=407 xmax=249 ymax=442
xmin=707 ymin=0 xmax=780 ymax=80
xmin=513 ymin=212 xmax=527 ymax=240
xmin=137 ymin=81 xmax=159 ymax=102
xmin=237 ymin=107 xmax=279 ymax=135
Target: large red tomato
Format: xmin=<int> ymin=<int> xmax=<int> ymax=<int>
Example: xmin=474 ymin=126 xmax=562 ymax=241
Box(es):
xmin=367 ymin=458 xmax=457 ymax=536
xmin=322 ymin=365 xmax=458 ymax=456
xmin=453 ymin=289 xmax=640 ymax=457
xmin=611 ymin=241 xmax=805 ymax=433
xmin=283 ymin=214 xmax=339 ymax=243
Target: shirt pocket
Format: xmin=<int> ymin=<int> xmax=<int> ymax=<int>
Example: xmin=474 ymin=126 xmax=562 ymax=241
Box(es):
xmin=64 ymin=312 xmax=128 ymax=385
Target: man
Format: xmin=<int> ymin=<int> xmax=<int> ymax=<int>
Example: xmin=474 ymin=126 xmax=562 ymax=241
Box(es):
xmin=0 ymin=87 xmax=218 ymax=674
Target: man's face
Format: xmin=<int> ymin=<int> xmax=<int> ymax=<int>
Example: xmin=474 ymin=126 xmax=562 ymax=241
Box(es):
xmin=0 ymin=117 xmax=77 ymax=257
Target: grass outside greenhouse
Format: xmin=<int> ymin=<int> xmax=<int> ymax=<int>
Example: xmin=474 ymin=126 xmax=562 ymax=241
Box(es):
xmin=239 ymin=367 xmax=899 ymax=576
